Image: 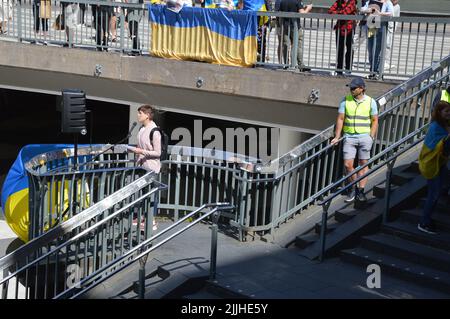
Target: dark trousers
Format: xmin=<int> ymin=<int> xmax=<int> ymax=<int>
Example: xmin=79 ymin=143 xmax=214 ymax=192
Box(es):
xmin=335 ymin=29 xmax=353 ymax=74
xmin=258 ymin=25 xmax=268 ymax=63
xmin=367 ymin=28 xmax=384 ymax=74
xmin=79 ymin=3 xmax=85 ymax=24
xmin=421 ymin=162 xmax=450 ymax=226
xmin=95 ymin=9 xmax=110 ymax=50
xmin=32 ymin=4 xmax=49 ymax=32
xmin=129 ymin=20 xmax=140 ymax=53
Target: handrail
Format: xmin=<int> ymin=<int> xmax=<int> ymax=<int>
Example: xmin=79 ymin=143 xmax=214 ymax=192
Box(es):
xmin=317 ymin=124 xmax=429 ymax=261
xmin=0 ymin=172 xmax=158 ymax=272
xmin=259 ymin=54 xmax=450 ymax=173
xmin=319 ymin=125 xmax=428 ymax=207
xmin=0 ymin=186 xmax=163 ymax=285
xmin=237 ymin=64 xmax=449 ymax=183
xmin=258 ymin=11 xmax=450 ymax=23
xmin=54 ymin=202 xmax=234 ymax=299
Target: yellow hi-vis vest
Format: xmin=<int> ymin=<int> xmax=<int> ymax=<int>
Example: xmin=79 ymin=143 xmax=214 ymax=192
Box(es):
xmin=343 ymin=95 xmax=372 ymax=134
xmin=441 ymin=90 xmax=450 ymax=103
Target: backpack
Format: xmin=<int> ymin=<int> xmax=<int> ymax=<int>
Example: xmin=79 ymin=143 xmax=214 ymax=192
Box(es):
xmin=150 ymin=127 xmax=169 ymax=161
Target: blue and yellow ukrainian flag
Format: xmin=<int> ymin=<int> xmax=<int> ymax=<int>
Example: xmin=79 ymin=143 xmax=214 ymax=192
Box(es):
xmin=149 ymin=5 xmax=257 ymax=67
xmin=0 ymin=144 xmax=83 ymax=242
xmin=241 ymin=0 xmax=266 ymax=12
xmin=241 ymin=0 xmax=269 ymax=25
xmin=203 ymin=0 xmax=239 ymax=9
xmin=419 ymin=122 xmax=449 ymax=179
xmin=204 ymin=0 xmax=217 ymax=8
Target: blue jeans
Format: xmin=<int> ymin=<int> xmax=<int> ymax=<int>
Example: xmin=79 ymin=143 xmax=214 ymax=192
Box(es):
xmin=367 ymin=28 xmax=384 ymax=74
xmin=421 ymin=164 xmax=449 ymax=226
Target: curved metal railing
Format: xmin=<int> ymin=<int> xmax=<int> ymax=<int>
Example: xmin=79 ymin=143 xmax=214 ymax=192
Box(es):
xmin=0 ymin=171 xmax=166 ymax=299
xmin=54 ymin=202 xmax=234 ymax=299
xmin=317 ymin=124 xmax=429 ymax=260
xmin=159 ymin=54 xmax=449 ymax=240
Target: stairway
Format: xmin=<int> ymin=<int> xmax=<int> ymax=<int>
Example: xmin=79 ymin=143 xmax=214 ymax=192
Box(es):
xmin=340 ymin=164 xmax=450 ymax=295
xmin=294 ymin=160 xmax=424 ymax=258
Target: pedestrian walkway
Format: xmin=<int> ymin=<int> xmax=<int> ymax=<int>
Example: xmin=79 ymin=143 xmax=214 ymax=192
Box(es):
xmin=82 ymin=220 xmax=449 ymax=299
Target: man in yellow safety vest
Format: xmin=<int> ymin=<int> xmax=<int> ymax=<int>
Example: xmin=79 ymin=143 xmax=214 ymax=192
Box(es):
xmin=331 ymin=77 xmax=379 ymax=203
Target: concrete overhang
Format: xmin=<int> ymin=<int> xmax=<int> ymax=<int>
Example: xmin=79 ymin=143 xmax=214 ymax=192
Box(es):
xmin=0 ymin=41 xmax=397 ymax=132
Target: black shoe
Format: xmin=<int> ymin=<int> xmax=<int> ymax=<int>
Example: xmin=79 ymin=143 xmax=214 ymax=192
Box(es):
xmin=345 ymin=187 xmax=357 ymax=203
xmin=418 ymin=223 xmax=437 ymax=234
xmin=299 ymin=67 xmax=311 ymax=72
xmin=356 ymin=188 xmax=367 ymax=202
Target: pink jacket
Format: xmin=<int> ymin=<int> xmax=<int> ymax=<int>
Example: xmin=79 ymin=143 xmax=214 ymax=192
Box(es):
xmin=136 ymin=121 xmax=161 ymax=173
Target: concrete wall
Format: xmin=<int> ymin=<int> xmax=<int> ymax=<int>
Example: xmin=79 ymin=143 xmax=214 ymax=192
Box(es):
xmin=0 ymin=41 xmax=397 ymax=133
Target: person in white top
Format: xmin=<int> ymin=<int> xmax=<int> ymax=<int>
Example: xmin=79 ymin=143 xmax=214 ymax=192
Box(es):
xmin=361 ymin=0 xmax=394 ymax=79
xmin=385 ymin=0 xmax=400 ymax=70
xmin=0 ymin=0 xmax=12 ymax=34
xmin=65 ymin=3 xmax=79 ymax=47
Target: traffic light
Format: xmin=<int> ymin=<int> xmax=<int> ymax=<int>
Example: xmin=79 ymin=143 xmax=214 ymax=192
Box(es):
xmin=61 ymin=89 xmax=87 ymax=134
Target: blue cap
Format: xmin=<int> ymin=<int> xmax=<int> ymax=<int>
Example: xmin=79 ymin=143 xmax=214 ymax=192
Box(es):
xmin=346 ymin=77 xmax=366 ymax=89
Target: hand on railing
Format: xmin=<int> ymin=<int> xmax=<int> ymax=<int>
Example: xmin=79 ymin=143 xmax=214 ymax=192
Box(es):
xmin=330 ymin=135 xmax=342 ymax=145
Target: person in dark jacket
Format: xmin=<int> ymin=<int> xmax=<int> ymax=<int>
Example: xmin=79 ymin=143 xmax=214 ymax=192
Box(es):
xmin=328 ymin=0 xmax=357 ymax=75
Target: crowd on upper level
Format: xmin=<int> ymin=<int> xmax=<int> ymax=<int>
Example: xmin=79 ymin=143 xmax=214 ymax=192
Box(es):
xmin=1 ymin=0 xmax=401 ymax=78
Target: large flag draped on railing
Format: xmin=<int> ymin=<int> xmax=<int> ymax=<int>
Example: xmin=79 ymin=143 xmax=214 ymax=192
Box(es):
xmin=0 ymin=144 xmax=95 ymax=242
xmin=0 ymin=145 xmax=73 ymax=241
xmin=148 ymin=5 xmax=258 ymax=67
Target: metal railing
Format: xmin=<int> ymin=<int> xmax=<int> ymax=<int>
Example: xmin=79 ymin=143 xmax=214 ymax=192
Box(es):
xmin=158 ymin=54 xmax=449 ymax=241
xmin=0 ymin=0 xmax=448 ymax=79
xmin=54 ymin=202 xmax=233 ymax=299
xmin=317 ymin=125 xmax=428 ymax=261
xmin=256 ymin=11 xmax=450 ymax=79
xmin=0 ymin=0 xmax=151 ymax=53
xmin=25 ymin=144 xmax=146 ymax=240
xmin=0 ymin=171 xmax=166 ymax=299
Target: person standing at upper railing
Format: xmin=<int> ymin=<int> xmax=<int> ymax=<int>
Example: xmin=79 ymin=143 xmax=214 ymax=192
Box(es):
xmin=384 ymin=0 xmax=400 ymax=70
xmin=331 ymin=77 xmax=379 ymax=203
xmin=328 ymin=0 xmax=357 ymax=76
xmin=361 ymin=0 xmax=394 ymax=80
xmin=64 ymin=2 xmax=79 ymax=47
xmin=0 ymin=0 xmax=12 ymax=34
xmin=93 ymin=0 xmax=114 ymax=51
xmin=352 ymin=0 xmax=369 ymax=60
xmin=125 ymin=0 xmax=144 ymax=56
xmin=276 ymin=0 xmax=312 ymax=70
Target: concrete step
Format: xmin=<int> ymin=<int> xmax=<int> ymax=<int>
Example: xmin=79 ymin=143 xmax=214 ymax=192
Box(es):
xmin=405 ymin=160 xmax=420 ymax=174
xmin=382 ymin=219 xmax=450 ymax=252
xmin=373 ymin=183 xmax=399 ymax=199
xmin=400 ymin=207 xmax=450 ymax=233
xmin=361 ymin=233 xmax=450 ymax=273
xmin=341 ymin=247 xmax=450 ymax=294
xmin=334 ymin=208 xmax=359 ymax=223
xmin=295 ymin=233 xmax=320 ymax=249
xmin=314 ymin=220 xmax=339 ymax=235
xmin=391 ymin=171 xmax=420 ymax=186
